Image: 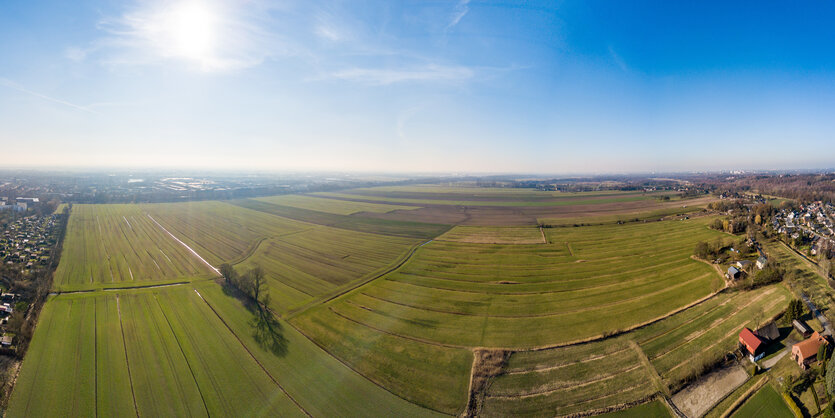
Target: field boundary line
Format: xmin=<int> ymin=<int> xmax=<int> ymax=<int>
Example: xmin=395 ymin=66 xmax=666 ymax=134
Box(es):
xmin=147 ymin=214 xmax=220 ymax=276
xmin=359 ymin=273 xmax=711 ymax=321
xmin=648 ymin=288 xmax=775 ymax=361
xmin=116 ymin=296 xmax=140 ymax=418
xmin=487 ymin=364 xmax=645 ymax=399
xmin=630 ymin=340 xmax=667 ymax=396
xmin=662 ymin=297 xmax=785 ymax=378
xmin=193 ymin=289 xmax=312 ymax=417
xmin=718 ymin=376 xmax=768 ymax=418
xmin=94 ymin=298 xmax=98 ymax=418
xmin=518 ymin=287 xmax=726 ymax=352
xmin=152 ymin=295 xmax=211 ymax=418
xmin=282 ymin=318 xmax=454 ymax=416
xmin=329 ymin=306 xmax=470 ymax=349
xmin=284 ymin=239 xmax=432 ymax=320
xmin=504 ymin=346 xmax=633 ymax=375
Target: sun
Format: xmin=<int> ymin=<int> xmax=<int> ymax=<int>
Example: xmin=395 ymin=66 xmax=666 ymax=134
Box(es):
xmin=162 ymin=1 xmax=217 ymax=64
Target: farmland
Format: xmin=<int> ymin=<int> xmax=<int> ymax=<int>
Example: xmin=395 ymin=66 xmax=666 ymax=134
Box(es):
xmin=480 ymin=284 xmax=791 ymax=415
xmin=291 ymin=217 xmax=730 ymax=350
xmin=8 ymin=286 xmax=436 ymax=417
xmin=254 ymin=194 xmax=420 ymax=215
xmin=53 ymin=204 xmax=216 ymax=291
xmin=9 ymin=186 xmax=786 ymax=417
xmin=731 ymin=384 xmax=794 ymax=418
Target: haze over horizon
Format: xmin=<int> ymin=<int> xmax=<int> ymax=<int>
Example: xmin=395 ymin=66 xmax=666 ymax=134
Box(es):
xmin=2 ymin=1 xmax=835 ymax=173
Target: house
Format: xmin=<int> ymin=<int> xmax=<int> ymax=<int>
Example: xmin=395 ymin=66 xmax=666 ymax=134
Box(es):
xmin=727 ymin=266 xmax=741 ymax=280
xmin=793 ymin=319 xmax=812 ymax=338
xmin=739 ymin=327 xmax=764 ymax=357
xmin=792 ymin=331 xmax=828 ymax=368
xmin=756 ymin=321 xmax=781 ymax=342
xmin=756 ymin=256 xmax=768 ymax=270
xmin=736 ymin=260 xmax=753 ymax=269
xmin=0 ymin=335 xmax=12 ymax=347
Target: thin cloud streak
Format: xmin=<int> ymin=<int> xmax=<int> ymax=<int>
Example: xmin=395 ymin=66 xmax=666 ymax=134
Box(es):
xmin=447 ymin=0 xmax=471 ymax=30
xmin=330 ymin=64 xmax=474 ymax=85
xmin=0 ymin=78 xmax=100 ymax=114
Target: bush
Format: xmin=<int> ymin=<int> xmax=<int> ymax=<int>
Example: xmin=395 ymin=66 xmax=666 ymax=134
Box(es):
xmin=783 ymin=392 xmax=803 ymax=418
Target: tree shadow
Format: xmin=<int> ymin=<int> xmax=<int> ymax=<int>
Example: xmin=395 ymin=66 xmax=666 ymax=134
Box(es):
xmin=250 ymin=307 xmax=288 ymax=357
xmin=219 ymin=279 xmax=288 ymax=357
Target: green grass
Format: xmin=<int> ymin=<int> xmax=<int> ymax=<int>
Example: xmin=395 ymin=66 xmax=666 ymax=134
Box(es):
xmin=290 ymin=303 xmax=473 ymax=414
xmin=601 ymin=399 xmax=672 ymax=417
xmin=195 ymin=282 xmax=440 ymax=416
xmin=255 ymin=194 xmax=420 ymax=215
xmin=7 ymin=295 xmax=96 ymax=417
xmin=477 ymin=284 xmax=789 ymax=415
xmin=53 ymin=204 xmax=216 ymax=291
xmin=8 ymin=288 xmax=307 ymax=417
xmin=143 ymin=200 xmax=310 ymax=265
xmin=317 ymin=190 xmax=679 ymax=207
xmin=731 ymin=384 xmax=794 ymax=418
xmin=538 ymin=205 xmax=708 ymax=226
xmin=296 ymin=218 xmax=728 ymax=349
xmin=437 ymin=226 xmax=545 ymax=244
xmin=235 ymin=225 xmax=419 ymax=313
xmin=230 ymin=198 xmax=450 ymax=239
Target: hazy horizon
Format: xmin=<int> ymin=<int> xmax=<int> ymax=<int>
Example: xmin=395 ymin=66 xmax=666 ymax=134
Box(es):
xmin=2 ymin=1 xmax=835 ymax=173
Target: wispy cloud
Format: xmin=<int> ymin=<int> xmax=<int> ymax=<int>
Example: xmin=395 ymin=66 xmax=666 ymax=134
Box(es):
xmin=447 ymin=0 xmax=471 ymax=30
xmin=329 ymin=64 xmax=474 ymax=85
xmin=608 ymin=46 xmax=628 ymax=72
xmin=0 ymin=78 xmax=99 ymax=114
xmin=91 ymin=0 xmax=285 ymax=72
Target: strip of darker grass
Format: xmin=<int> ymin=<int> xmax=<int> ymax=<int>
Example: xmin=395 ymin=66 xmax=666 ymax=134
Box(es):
xmin=230 ymin=199 xmax=450 ymax=240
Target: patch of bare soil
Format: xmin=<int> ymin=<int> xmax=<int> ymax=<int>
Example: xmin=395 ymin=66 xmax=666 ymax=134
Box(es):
xmin=671 ymin=365 xmax=748 ymax=418
xmin=464 ymin=348 xmax=510 ymax=417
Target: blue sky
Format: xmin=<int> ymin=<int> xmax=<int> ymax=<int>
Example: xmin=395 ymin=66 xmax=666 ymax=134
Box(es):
xmin=1 ymin=1 xmax=834 ymax=173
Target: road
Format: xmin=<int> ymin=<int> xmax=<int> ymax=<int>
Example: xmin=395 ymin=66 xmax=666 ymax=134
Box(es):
xmin=801 ymin=292 xmax=833 ymax=336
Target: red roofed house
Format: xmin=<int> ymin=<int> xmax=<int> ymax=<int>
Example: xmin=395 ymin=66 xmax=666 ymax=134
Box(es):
xmin=739 ymin=327 xmax=763 ymax=357
xmin=792 ymin=331 xmax=828 ymax=368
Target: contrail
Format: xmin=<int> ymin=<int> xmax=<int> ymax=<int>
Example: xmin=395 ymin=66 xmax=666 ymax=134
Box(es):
xmin=0 ymin=77 xmax=100 ymax=114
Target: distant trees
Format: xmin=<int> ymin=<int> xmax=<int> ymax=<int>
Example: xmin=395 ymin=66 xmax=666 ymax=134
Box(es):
xmin=786 ymin=299 xmax=804 ymax=322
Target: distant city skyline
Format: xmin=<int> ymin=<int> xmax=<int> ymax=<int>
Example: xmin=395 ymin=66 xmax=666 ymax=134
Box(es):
xmin=2 ymin=1 xmax=835 ymax=173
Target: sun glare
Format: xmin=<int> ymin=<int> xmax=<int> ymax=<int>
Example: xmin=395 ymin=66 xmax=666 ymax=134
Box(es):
xmin=162 ymin=1 xmax=216 ymax=64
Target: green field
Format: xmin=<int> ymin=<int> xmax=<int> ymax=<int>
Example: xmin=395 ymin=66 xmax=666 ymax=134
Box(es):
xmin=538 ymin=205 xmax=708 ymax=226
xmin=293 ymin=218 xmax=728 ymax=350
xmin=8 ymin=285 xmax=438 ymax=417
xmin=480 ymin=284 xmax=790 ymax=415
xmin=731 ymin=384 xmax=794 ymax=418
xmin=317 ymin=190 xmax=679 ymax=207
xmin=11 ymin=188 xmax=785 ymax=417
xmin=235 ymin=225 xmax=420 ymax=313
xmin=53 ymin=204 xmax=216 ymax=291
xmin=437 ymin=225 xmax=545 ymax=244
xmin=601 ymin=399 xmax=673 ymax=417
xmin=231 ymin=198 xmax=450 ymax=239
xmin=255 ymin=194 xmax=420 ymax=215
